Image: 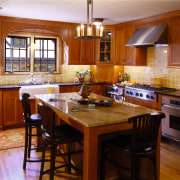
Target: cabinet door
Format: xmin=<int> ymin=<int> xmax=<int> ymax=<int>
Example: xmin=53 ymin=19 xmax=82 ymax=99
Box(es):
xmin=115 ymin=28 xmax=126 ymax=65
xmin=96 ymin=30 xmax=113 ymax=65
xmin=81 ymin=39 xmax=95 ymax=65
xmin=71 ymin=85 xmax=80 ymax=92
xmin=68 ymin=27 xmax=81 ymax=65
xmin=68 ymin=27 xmax=95 ymax=65
xmin=0 ymin=90 xmax=2 ymax=129
xmin=169 ymin=16 xmax=180 ymax=66
xmin=59 ymin=86 xmax=72 ymax=93
xmin=3 ymin=89 xmax=19 ymax=127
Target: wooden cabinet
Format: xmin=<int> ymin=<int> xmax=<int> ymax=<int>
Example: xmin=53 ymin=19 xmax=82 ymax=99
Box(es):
xmin=68 ymin=27 xmax=95 ymax=65
xmin=87 ymin=84 xmax=104 ymax=96
xmin=0 ymin=90 xmax=2 ymax=130
xmin=95 ymin=30 xmax=114 ymax=65
xmin=168 ymin=16 xmax=180 ymax=66
xmin=2 ymin=88 xmax=23 ymax=129
xmin=59 ymin=84 xmax=104 ymax=96
xmin=59 ymin=85 xmax=81 ymax=93
xmin=115 ymin=27 xmax=126 ymax=65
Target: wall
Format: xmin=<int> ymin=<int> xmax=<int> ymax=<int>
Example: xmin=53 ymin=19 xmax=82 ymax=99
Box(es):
xmin=0 ymin=65 xmax=90 ymax=85
xmin=125 ymin=46 xmax=180 ymax=89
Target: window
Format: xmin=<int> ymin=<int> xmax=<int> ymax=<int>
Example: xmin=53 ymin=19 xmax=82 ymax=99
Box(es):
xmin=34 ymin=38 xmax=56 ymax=72
xmin=5 ymin=35 xmax=57 ymax=73
xmin=5 ymin=36 xmax=30 ymax=72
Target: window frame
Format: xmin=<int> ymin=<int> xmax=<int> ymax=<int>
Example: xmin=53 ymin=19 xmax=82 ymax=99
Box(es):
xmin=5 ymin=35 xmax=31 ymax=72
xmin=3 ymin=32 xmax=61 ymax=75
xmin=34 ymin=37 xmax=57 ymax=72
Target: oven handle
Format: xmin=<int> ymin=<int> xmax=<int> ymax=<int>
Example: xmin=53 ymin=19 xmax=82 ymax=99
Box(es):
xmin=162 ymin=104 xmax=180 ymax=111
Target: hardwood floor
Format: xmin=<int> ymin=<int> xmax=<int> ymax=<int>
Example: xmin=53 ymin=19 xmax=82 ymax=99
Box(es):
xmin=0 ymin=140 xmax=179 ymax=180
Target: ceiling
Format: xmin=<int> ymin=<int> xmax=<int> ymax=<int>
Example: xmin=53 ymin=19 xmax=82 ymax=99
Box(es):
xmin=0 ymin=0 xmax=180 ymax=25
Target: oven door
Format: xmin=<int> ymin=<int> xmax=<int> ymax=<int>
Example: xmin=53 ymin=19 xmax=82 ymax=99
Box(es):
xmin=162 ymin=104 xmax=180 ymax=141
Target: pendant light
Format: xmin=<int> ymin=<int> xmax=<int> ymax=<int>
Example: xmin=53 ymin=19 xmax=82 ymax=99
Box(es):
xmin=75 ymin=0 xmax=104 ymax=39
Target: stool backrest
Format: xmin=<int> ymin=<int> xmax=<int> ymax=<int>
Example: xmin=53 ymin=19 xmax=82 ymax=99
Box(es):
xmin=21 ymin=93 xmax=31 ymax=120
xmin=128 ymin=112 xmax=165 ymax=151
xmin=38 ymin=103 xmax=55 ymax=139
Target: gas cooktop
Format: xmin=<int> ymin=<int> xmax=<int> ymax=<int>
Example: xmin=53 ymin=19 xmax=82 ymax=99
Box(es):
xmin=127 ymin=84 xmax=176 ymax=92
xmin=125 ymin=84 xmax=176 ymax=102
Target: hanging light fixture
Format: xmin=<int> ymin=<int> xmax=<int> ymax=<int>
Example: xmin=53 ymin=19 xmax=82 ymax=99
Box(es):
xmin=75 ymin=0 xmax=104 ymax=39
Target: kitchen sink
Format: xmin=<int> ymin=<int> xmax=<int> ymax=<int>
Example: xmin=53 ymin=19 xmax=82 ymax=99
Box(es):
xmin=19 ymin=84 xmax=59 ymax=99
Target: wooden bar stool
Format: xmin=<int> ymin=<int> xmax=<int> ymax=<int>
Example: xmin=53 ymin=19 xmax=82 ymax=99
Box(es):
xmin=38 ymin=103 xmax=83 ymax=180
xmin=101 ymin=112 xmax=165 ymax=180
xmin=21 ymin=93 xmax=42 ymax=169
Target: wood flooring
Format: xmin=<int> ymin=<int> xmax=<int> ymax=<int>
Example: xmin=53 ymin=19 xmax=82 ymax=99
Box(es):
xmin=0 ymin=140 xmax=179 ymax=180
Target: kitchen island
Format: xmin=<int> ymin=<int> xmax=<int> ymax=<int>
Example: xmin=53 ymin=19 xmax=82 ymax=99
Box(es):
xmin=35 ymin=92 xmax=162 ymax=180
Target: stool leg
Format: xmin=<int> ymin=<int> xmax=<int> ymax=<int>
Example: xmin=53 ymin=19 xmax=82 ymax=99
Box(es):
xmin=39 ymin=141 xmax=46 ymax=180
xmin=153 ymin=154 xmax=157 ymax=180
xmin=28 ymin=126 xmax=32 ymax=158
xmin=37 ymin=125 xmax=42 ymax=151
xmin=23 ymin=124 xmax=28 ymax=169
xmin=50 ymin=143 xmax=56 ymax=180
xmin=67 ymin=144 xmax=71 ymax=174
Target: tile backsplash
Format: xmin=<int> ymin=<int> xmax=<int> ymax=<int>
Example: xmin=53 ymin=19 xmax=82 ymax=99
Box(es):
xmin=125 ymin=46 xmax=180 ymax=89
xmin=0 ymin=65 xmax=90 ymax=85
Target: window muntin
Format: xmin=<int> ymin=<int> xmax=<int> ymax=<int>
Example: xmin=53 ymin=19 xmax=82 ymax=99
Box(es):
xmin=34 ymin=38 xmax=56 ymax=72
xmin=5 ymin=36 xmax=30 ymax=72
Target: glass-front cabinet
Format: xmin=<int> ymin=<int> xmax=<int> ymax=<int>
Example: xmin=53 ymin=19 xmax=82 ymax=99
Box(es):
xmin=96 ymin=30 xmax=113 ymax=64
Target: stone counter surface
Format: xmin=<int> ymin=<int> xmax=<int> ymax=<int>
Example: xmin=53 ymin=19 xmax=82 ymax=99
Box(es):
xmin=157 ymin=90 xmax=180 ymax=98
xmin=0 ymin=82 xmax=106 ymax=89
xmin=0 ymin=85 xmax=21 ymax=89
xmin=36 ymin=92 xmax=159 ymax=128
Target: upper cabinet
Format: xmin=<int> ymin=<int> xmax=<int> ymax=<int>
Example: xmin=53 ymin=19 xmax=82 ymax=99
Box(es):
xmin=68 ymin=26 xmax=95 ymax=65
xmin=95 ymin=29 xmax=114 ymax=65
xmin=168 ymin=16 xmax=180 ymax=66
xmin=115 ymin=26 xmax=147 ymax=66
xmin=114 ymin=27 xmax=126 ymax=65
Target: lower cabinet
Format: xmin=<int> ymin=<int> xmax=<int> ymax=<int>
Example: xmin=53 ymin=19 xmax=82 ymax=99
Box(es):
xmin=59 ymin=85 xmax=81 ymax=93
xmin=2 ymin=88 xmax=24 ymax=129
xmin=59 ymin=84 xmax=105 ymax=96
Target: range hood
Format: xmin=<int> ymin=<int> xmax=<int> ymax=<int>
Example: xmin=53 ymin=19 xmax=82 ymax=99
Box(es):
xmin=126 ymin=24 xmax=168 ymax=47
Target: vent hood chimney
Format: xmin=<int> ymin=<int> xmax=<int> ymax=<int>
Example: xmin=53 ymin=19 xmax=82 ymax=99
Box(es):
xmin=126 ymin=24 xmax=168 ymax=47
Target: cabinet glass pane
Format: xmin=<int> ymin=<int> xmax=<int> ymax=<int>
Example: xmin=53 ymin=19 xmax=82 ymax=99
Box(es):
xmin=100 ymin=53 xmax=104 ymax=62
xmin=100 ymin=42 xmax=105 ymax=51
xmin=105 ymin=53 xmax=110 ymax=62
xmin=105 ymin=42 xmax=111 ymax=51
xmin=106 ymin=32 xmax=111 ymax=41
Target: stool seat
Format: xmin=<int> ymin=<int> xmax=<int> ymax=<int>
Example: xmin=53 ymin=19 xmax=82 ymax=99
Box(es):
xmin=25 ymin=114 xmax=41 ymax=123
xmin=42 ymin=125 xmax=83 ymax=143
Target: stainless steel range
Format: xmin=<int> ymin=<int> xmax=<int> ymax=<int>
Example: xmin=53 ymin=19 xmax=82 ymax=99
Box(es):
xmin=125 ymin=84 xmax=176 ymax=102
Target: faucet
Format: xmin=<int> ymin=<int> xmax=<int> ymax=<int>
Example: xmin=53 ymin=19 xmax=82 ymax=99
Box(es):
xmin=31 ymin=73 xmax=36 ymax=84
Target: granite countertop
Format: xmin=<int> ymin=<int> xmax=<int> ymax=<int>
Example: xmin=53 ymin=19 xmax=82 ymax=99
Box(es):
xmin=157 ymin=90 xmax=180 ymax=98
xmin=0 ymin=82 xmax=106 ymax=89
xmin=35 ymin=92 xmax=159 ymax=128
xmin=0 ymin=85 xmax=21 ymax=89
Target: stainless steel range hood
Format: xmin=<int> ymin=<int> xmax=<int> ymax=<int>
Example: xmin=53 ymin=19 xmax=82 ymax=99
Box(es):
xmin=126 ymin=24 xmax=168 ymax=47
